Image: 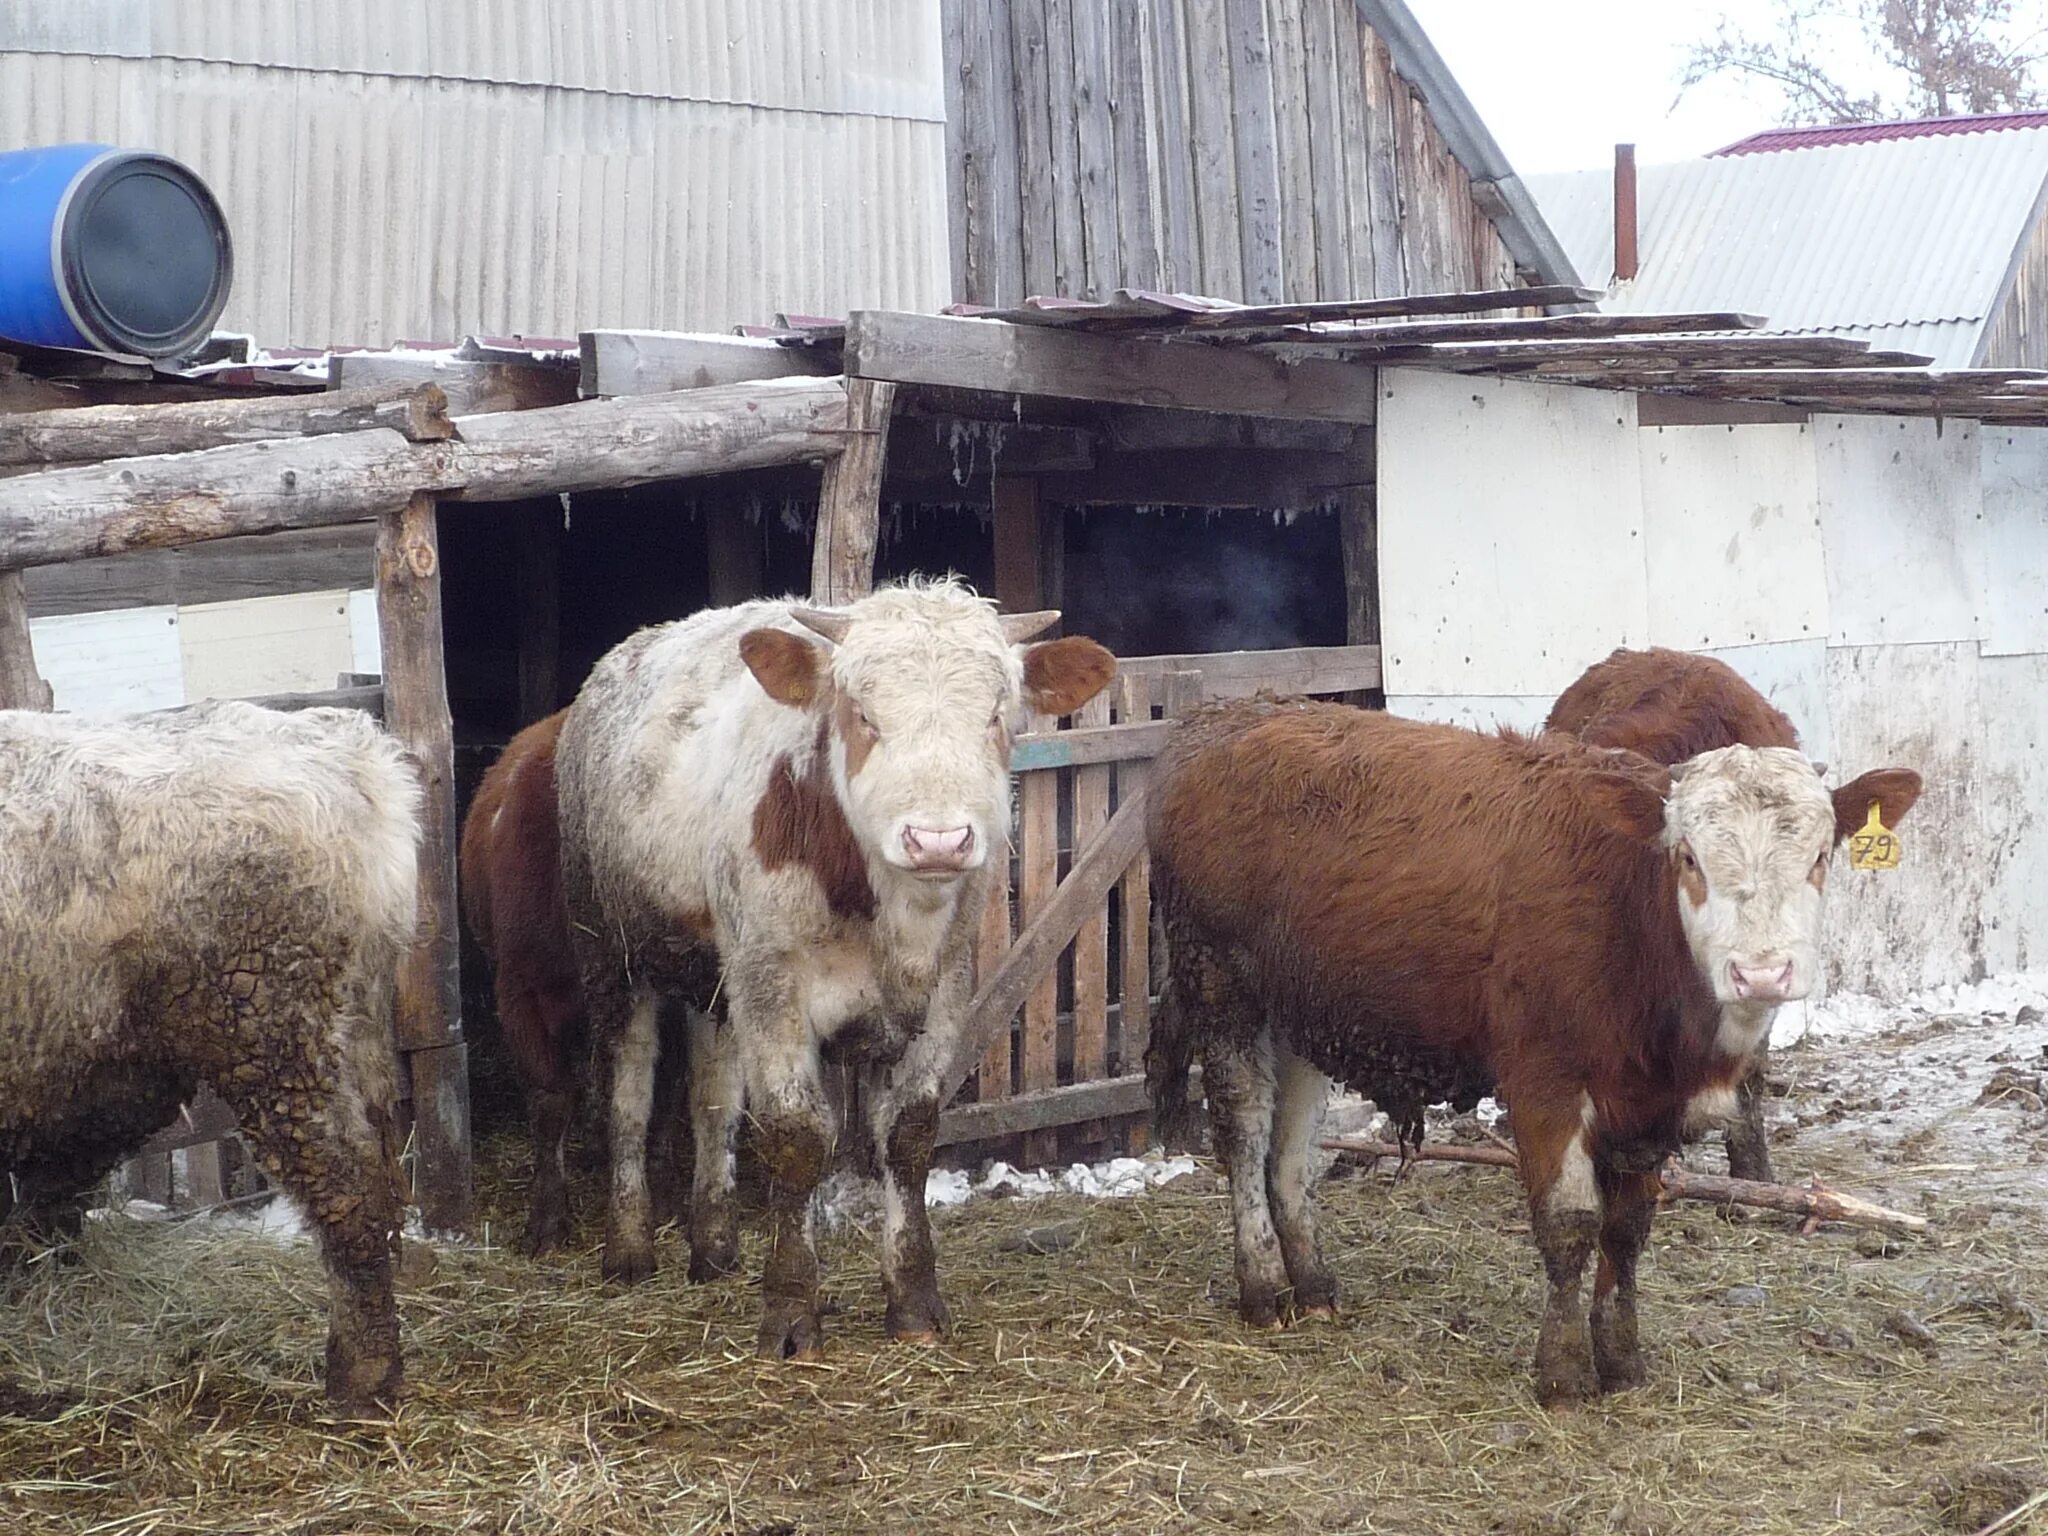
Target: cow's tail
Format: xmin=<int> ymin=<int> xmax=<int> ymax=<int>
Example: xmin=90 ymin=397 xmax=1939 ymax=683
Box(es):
xmin=1142 ymin=900 xmax=1205 ymax=1152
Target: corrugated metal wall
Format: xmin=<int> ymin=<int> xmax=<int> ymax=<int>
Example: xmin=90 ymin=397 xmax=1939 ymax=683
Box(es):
xmin=1378 ymin=369 xmax=2048 ymax=999
xmin=943 ymin=0 xmax=1522 ymax=307
xmin=0 ymin=0 xmax=951 ymax=347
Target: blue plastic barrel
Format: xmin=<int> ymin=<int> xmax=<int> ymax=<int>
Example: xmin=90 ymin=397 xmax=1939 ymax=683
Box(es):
xmin=0 ymin=142 xmax=233 ymax=359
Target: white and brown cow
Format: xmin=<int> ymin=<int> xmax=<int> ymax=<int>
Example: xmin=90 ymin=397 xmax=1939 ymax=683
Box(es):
xmin=555 ymin=578 xmax=1114 ymax=1357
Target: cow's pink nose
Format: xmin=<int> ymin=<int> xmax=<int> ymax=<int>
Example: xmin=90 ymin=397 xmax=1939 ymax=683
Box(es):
xmin=902 ymin=824 xmax=975 ymax=871
xmin=1729 ymin=959 xmax=1795 ymax=1002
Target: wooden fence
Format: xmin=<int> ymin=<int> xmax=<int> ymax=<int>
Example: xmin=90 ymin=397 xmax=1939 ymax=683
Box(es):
xmin=936 ymin=642 xmax=1383 ymax=1163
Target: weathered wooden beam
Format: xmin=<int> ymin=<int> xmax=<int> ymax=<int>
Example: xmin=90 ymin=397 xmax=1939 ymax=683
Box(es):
xmin=1260 ymin=310 xmax=1768 ymax=348
xmin=0 ymin=570 xmax=50 ymax=709
xmin=938 ymin=1071 xmax=1153 ymax=1146
xmin=1009 ymin=718 xmax=1173 ymax=772
xmin=0 ymin=382 xmax=456 ymax=468
xmin=0 ymin=379 xmax=850 ymax=571
xmin=329 ymin=353 xmax=579 ymax=415
xmin=1349 ymin=336 xmax=1929 ymax=370
xmin=166 ymin=683 xmax=384 ymax=718
xmin=581 ymin=330 xmax=838 ymax=396
xmin=1039 ymin=446 xmax=1366 ymax=509
xmin=1119 ymin=643 xmax=1381 ymax=697
xmin=810 ymin=378 xmax=894 ymax=603
xmin=376 ymin=493 xmax=472 ymax=1236
xmin=22 ymin=526 xmax=375 ymax=619
xmin=943 ymin=790 xmax=1150 ymax=1107
xmin=844 ymin=310 xmax=1379 ymax=425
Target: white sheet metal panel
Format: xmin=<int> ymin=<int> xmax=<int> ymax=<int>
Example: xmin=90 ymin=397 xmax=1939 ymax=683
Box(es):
xmin=1972 ymin=652 xmax=2048 ymax=973
xmin=1640 ymin=422 xmax=1828 ymax=651
xmin=347 ymin=589 xmax=382 ymax=678
xmin=1820 ymin=642 xmax=1983 ymax=997
xmin=1816 ymin=414 xmax=1985 ymax=647
xmin=1977 ymin=425 xmax=2048 ymax=657
xmin=1527 ymin=129 xmax=2048 ymax=368
xmin=0 ymin=1 xmax=950 ymax=348
xmin=29 ymin=606 xmax=185 ymax=716
xmin=1698 ymin=638 xmax=1832 ymax=767
xmin=1385 ymin=695 xmax=1554 ymax=734
xmin=1378 ymin=369 xmax=1649 ymax=698
xmin=177 ymin=589 xmax=356 ymax=701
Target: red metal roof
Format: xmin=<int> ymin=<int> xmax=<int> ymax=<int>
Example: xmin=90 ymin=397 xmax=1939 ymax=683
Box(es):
xmin=1714 ymin=110 xmax=2048 ymax=155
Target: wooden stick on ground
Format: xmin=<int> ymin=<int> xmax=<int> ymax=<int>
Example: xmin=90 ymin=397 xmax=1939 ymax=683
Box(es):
xmin=1318 ymin=1136 xmax=1930 ymax=1236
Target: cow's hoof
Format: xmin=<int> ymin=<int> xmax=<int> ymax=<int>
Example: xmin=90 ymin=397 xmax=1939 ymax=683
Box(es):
xmin=758 ymin=1301 xmax=825 ymax=1362
xmin=1296 ymin=1302 xmax=1340 ymax=1325
xmin=324 ymin=1345 xmax=402 ymax=1413
xmin=1534 ymin=1351 xmax=1601 ymax=1409
xmin=886 ymin=1289 xmax=952 ymax=1343
xmin=687 ymin=1243 xmax=741 ymax=1285
xmin=519 ymin=1212 xmax=571 ymax=1258
xmin=1596 ymin=1354 xmax=1648 ymax=1395
xmin=600 ymin=1242 xmax=657 ymax=1286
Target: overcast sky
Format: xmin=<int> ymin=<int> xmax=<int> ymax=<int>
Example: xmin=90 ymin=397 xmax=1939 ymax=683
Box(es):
xmin=1403 ymin=1 xmax=1831 ymax=176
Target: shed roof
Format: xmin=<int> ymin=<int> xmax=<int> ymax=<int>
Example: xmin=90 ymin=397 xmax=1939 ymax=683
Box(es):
xmin=1716 ymin=111 xmax=2048 ymax=155
xmin=1526 ymin=124 xmax=2048 ymax=368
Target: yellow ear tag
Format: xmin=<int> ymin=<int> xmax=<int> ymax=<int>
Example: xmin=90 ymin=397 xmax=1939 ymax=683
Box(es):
xmin=1848 ymin=801 xmax=1901 ymax=872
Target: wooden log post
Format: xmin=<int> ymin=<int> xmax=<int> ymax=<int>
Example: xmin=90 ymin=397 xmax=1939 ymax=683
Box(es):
xmin=0 ymin=570 xmax=51 ymax=709
xmin=376 ymin=493 xmax=473 ymax=1236
xmin=810 ymin=378 xmax=896 ymax=603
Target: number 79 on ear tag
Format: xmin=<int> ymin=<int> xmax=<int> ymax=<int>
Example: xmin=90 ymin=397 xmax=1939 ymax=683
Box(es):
xmin=1849 ymin=802 xmax=1902 ymax=871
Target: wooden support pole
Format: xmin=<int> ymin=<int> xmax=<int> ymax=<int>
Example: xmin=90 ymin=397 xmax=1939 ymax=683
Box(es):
xmin=376 ymin=493 xmax=473 ymax=1236
xmin=0 ymin=382 xmax=456 ymax=468
xmin=0 ymin=570 xmax=51 ymax=709
xmin=810 ymin=378 xmax=895 ymax=603
xmin=513 ymin=503 xmax=561 ymax=724
xmin=705 ymin=502 xmax=764 ymax=607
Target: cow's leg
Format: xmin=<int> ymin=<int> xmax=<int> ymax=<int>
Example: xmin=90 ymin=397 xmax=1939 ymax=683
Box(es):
xmin=522 ymin=1083 xmax=576 ymax=1256
xmin=869 ymin=965 xmax=969 ymax=1342
xmin=734 ymin=971 xmax=834 ymax=1361
xmin=213 ymin=971 xmax=407 ymax=1408
xmin=686 ymin=1003 xmax=744 ymax=1283
xmin=1511 ymin=1085 xmax=1603 ymax=1408
xmin=1722 ymin=1053 xmax=1775 ymax=1184
xmin=1205 ymin=1033 xmax=1290 ymax=1330
xmin=1590 ymin=1169 xmax=1659 ymax=1394
xmin=599 ymin=986 xmax=663 ymax=1285
xmin=647 ymin=1007 xmax=694 ymax=1231
xmin=1268 ymin=1041 xmax=1336 ymax=1320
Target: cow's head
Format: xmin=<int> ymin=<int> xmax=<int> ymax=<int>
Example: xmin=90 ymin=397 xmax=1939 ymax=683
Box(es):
xmin=1576 ymin=743 xmax=1922 ymax=1006
xmin=739 ymin=580 xmax=1116 ymax=880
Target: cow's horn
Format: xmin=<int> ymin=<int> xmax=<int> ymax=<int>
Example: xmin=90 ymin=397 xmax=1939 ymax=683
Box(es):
xmin=789 ymin=607 xmax=852 ymax=644
xmin=1810 ymin=759 xmax=1829 ymax=778
xmin=999 ymin=609 xmax=1061 ymax=643
xmin=1666 ymin=759 xmax=1691 ymax=783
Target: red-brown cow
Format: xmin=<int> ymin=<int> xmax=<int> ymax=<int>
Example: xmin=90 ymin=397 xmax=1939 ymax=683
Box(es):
xmin=460 ymin=711 xmax=693 ymax=1253
xmin=1146 ymin=697 xmax=1920 ymax=1405
xmin=1545 ymin=646 xmax=1802 ymax=1182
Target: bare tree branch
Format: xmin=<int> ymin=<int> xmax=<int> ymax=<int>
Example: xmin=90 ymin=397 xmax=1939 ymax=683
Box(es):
xmin=1680 ymin=0 xmax=2046 ymax=125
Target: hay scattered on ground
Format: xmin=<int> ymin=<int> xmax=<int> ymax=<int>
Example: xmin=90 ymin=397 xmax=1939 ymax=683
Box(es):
xmin=0 ymin=1121 xmax=2043 ymax=1536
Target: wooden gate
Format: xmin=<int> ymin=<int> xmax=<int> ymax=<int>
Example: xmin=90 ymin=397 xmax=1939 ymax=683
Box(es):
xmin=935 ymin=643 xmax=1383 ymax=1165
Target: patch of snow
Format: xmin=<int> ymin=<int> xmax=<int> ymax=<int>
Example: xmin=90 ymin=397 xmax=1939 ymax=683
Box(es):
xmin=815 ymin=1148 xmax=1199 ymax=1232
xmin=1773 ymin=971 xmax=2048 ymax=1048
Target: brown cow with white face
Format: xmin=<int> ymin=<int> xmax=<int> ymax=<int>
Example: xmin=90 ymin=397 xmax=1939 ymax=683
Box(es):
xmin=1146 ymin=698 xmax=1920 ymax=1405
xmin=556 ymin=579 xmax=1115 ymax=1358
xmin=1544 ymin=645 xmax=1805 ymax=1182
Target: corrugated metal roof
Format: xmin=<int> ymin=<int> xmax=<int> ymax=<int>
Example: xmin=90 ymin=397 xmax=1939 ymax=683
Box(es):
xmin=1526 ymin=129 xmax=2048 ymax=369
xmin=1717 ymin=111 xmax=2048 ymax=156
xmin=0 ymin=0 xmax=950 ymax=349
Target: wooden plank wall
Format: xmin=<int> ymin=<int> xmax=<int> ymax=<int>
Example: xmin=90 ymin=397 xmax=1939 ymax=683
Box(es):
xmin=945 ymin=0 xmax=1524 ymax=306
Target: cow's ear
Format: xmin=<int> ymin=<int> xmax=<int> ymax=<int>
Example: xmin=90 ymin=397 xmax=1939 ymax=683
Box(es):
xmin=1573 ymin=752 xmax=1672 ymax=843
xmin=1022 ymin=636 xmax=1117 ymax=717
xmin=1832 ymin=767 xmax=1923 ymax=844
xmin=740 ymin=628 xmax=826 ymax=709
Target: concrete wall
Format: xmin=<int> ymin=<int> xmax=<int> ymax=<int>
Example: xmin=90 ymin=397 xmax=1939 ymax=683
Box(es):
xmin=1378 ymin=367 xmax=2048 ymax=996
